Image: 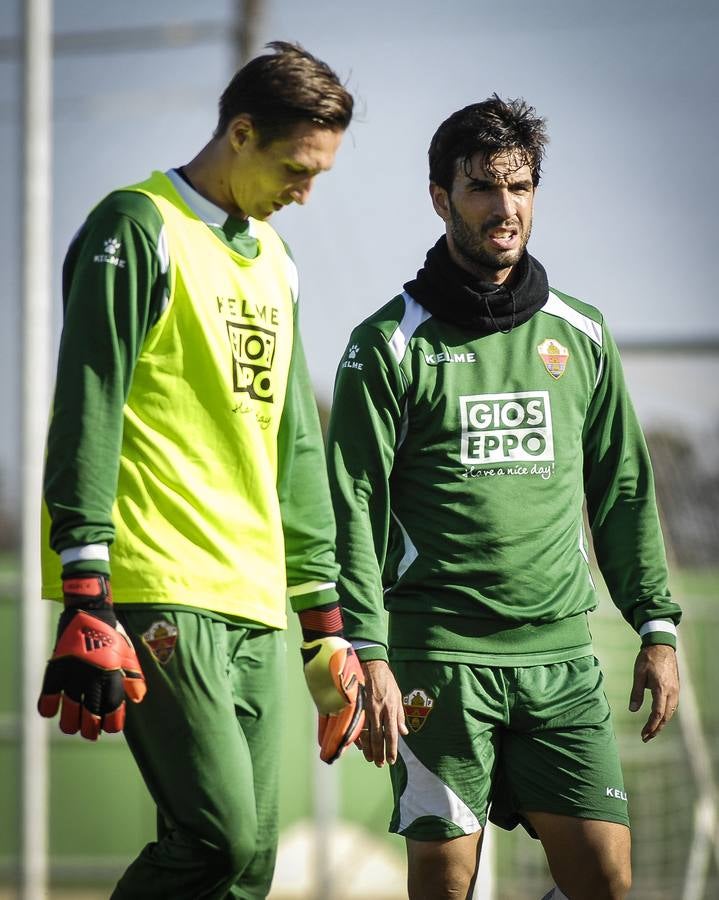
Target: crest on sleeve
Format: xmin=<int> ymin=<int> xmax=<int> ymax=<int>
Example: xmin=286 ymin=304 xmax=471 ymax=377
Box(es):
xmin=537 ymin=338 xmax=569 ymax=379
xmin=402 ymin=688 xmax=434 ymax=733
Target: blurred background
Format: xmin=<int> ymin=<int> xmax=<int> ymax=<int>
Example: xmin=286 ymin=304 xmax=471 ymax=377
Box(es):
xmin=1 ymin=1 xmax=718 ymax=897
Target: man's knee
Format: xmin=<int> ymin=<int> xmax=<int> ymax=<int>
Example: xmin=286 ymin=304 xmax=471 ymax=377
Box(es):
xmin=556 ymin=854 xmax=631 ymax=900
xmin=220 ymin=831 xmax=258 ymax=880
xmin=406 ymin=832 xmax=481 ymax=900
xmin=600 ymin=862 xmax=631 ymax=900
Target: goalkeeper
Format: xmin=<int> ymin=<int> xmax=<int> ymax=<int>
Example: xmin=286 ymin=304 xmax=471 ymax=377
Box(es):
xmin=326 ymin=95 xmax=681 ymax=900
xmin=39 ymin=42 xmax=362 ymax=900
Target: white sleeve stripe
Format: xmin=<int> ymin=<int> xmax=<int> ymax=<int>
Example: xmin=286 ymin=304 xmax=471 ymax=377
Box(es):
xmin=156 ymin=224 xmax=170 ymax=274
xmin=286 ymin=581 xmax=336 ymax=598
xmin=388 ymin=292 xmax=431 ymax=363
xmin=639 ymin=620 xmax=678 ymax=637
xmin=59 ymin=544 xmax=110 ymax=565
xmin=352 ymin=640 xmax=382 ymax=650
xmin=542 ymin=292 xmax=603 ymax=347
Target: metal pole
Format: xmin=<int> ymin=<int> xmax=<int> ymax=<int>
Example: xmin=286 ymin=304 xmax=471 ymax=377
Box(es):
xmin=232 ymin=0 xmax=264 ymax=70
xmin=19 ymin=0 xmax=53 ymax=897
xmin=312 ymin=740 xmax=338 ymax=900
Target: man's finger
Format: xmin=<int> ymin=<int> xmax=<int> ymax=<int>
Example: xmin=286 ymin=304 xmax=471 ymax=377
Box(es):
xmin=628 ymin=675 xmax=646 ymax=712
xmin=383 ymin=719 xmax=400 ymax=765
xmin=641 ymin=688 xmax=668 ymax=742
xmin=59 ymin=696 xmax=82 ymax=735
xmin=369 ymin=722 xmax=387 ymax=767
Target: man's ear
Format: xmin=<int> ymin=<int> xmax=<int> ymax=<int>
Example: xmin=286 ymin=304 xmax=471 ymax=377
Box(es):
xmin=228 ymin=114 xmax=255 ymax=152
xmin=430 ymin=182 xmax=451 ymax=223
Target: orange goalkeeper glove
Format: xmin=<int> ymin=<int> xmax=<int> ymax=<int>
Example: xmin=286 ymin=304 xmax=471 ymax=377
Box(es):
xmin=37 ymin=575 xmax=147 ymax=740
xmin=302 ymin=636 xmax=366 ymax=763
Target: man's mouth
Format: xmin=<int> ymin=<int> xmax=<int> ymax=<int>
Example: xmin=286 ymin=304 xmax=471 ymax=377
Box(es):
xmin=485 ymin=227 xmax=519 ymax=249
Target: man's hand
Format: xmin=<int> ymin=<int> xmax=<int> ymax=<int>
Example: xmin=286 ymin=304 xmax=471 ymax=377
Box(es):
xmin=37 ymin=575 xmax=147 ymax=740
xmin=302 ymin=636 xmax=366 ymax=764
xmin=356 ymin=659 xmax=409 ymax=767
xmin=628 ymin=644 xmax=680 ymax=742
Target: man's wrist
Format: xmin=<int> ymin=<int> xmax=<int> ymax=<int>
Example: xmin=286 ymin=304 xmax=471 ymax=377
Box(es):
xmin=354 ymin=643 xmax=389 ymax=663
xmin=639 ymin=619 xmax=678 ymax=650
xmin=61 ymin=573 xmax=113 ymax=609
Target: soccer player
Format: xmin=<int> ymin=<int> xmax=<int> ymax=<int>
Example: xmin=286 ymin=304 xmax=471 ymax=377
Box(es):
xmin=326 ymin=96 xmax=681 ymax=900
xmin=39 ymin=41 xmax=364 ymax=900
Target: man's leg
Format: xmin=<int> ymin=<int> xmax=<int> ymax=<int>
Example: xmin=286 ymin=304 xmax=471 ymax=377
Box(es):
xmin=388 ymin=660 xmax=505 ymax=900
xmin=493 ymin=656 xmax=632 ymax=900
xmin=526 ymin=812 xmax=631 ymax=900
xmin=111 ymin=611 xmax=266 ymax=900
xmin=406 ymin=831 xmax=483 ymax=900
xmin=225 ymin=627 xmax=284 ymax=899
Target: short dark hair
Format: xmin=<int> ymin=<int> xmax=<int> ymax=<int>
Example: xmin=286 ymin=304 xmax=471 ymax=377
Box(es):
xmin=214 ymin=40 xmax=354 ymax=144
xmin=428 ymin=95 xmax=548 ymax=190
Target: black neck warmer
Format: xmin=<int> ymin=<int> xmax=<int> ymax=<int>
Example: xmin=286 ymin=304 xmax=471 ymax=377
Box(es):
xmin=403 ymin=236 xmax=549 ymax=336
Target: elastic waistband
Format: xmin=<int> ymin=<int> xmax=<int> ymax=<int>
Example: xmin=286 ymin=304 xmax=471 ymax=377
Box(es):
xmin=388 ymin=610 xmax=591 ymax=660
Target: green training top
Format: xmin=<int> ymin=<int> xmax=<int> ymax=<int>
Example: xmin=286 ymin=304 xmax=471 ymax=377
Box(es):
xmin=43 ymin=169 xmax=339 ymax=627
xmin=327 ymin=287 xmax=682 ymax=665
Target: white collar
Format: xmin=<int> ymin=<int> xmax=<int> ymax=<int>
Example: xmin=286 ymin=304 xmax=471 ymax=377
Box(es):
xmin=165 ymin=168 xmax=257 ymax=237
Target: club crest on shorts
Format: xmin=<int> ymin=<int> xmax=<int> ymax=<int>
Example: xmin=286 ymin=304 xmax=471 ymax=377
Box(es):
xmin=142 ymin=620 xmax=178 ymax=665
xmin=402 ymin=688 xmax=434 ymax=733
xmin=537 ymin=338 xmax=569 ymax=379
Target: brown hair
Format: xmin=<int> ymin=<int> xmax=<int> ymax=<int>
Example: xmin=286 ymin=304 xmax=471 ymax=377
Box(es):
xmin=429 ymin=95 xmax=548 ymax=190
xmin=214 ymin=40 xmax=354 ymax=144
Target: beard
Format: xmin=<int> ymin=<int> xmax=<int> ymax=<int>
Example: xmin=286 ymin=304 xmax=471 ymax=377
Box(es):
xmin=448 ymin=199 xmax=532 ymax=274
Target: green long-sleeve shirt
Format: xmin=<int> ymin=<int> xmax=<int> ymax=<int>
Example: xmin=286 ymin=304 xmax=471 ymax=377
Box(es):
xmin=327 ymin=287 xmax=681 ymax=665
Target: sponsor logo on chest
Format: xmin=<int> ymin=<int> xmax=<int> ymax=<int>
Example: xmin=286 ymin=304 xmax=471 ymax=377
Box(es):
xmin=459 ymin=390 xmax=554 ymax=465
xmin=227 ymin=322 xmax=276 ymax=402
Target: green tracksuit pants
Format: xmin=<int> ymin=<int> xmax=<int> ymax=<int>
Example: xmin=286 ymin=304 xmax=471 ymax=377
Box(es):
xmin=112 ymin=609 xmax=284 ymax=900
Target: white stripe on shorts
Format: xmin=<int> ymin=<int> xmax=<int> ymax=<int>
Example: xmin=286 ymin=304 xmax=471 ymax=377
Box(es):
xmin=397 ymin=735 xmax=481 ymax=834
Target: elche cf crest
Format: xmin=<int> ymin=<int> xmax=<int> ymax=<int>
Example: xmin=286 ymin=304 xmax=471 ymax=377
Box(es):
xmin=142 ymin=620 xmax=178 ymax=665
xmin=402 ymin=688 xmax=434 ymax=733
xmin=537 ymin=338 xmax=569 ymax=379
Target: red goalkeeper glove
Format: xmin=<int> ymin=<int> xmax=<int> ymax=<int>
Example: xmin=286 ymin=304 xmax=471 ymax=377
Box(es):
xmin=37 ymin=575 xmax=147 ymax=740
xmin=302 ymin=636 xmax=366 ymax=764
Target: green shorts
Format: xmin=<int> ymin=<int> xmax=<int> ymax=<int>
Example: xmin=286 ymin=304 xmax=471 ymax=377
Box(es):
xmin=389 ymin=655 xmax=628 ymax=841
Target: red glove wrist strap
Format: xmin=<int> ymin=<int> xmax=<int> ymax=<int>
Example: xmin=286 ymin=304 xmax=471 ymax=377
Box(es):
xmin=62 ymin=574 xmax=113 ymax=608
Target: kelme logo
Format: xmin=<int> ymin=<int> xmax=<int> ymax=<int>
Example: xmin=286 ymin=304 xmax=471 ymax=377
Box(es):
xmin=93 ymin=236 xmax=126 ymax=268
xmin=341 ymin=343 xmax=363 ymax=371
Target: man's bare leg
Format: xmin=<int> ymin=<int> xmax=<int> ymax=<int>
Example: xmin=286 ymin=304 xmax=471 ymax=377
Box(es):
xmin=525 ymin=812 xmax=631 ymax=900
xmin=406 ymin=830 xmax=483 ymax=900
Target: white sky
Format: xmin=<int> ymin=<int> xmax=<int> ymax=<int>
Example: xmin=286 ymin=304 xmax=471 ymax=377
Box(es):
xmin=1 ymin=0 xmax=718 ymax=512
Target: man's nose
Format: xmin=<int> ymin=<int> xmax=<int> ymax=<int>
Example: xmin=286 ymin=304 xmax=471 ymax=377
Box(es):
xmin=290 ymin=178 xmax=314 ymax=206
xmin=492 ymin=187 xmax=516 ymax=219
